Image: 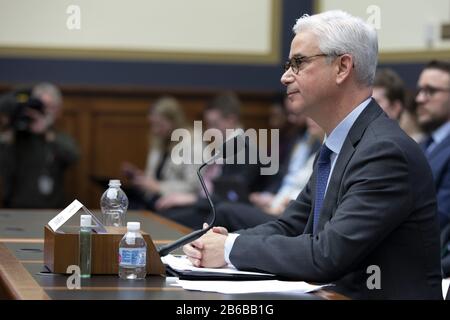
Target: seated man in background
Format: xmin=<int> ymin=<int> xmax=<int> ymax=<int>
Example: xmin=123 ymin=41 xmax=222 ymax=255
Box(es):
xmin=248 ymin=96 xmax=309 ymax=212
xmin=415 ymin=60 xmax=450 ymax=277
xmin=154 ymin=92 xmax=263 ymax=228
xmin=372 ymin=68 xmax=405 ymax=120
xmin=267 ymin=95 xmax=301 ymax=170
xmin=0 ymin=83 xmax=79 ymax=208
xmin=372 ymin=68 xmax=424 ymax=142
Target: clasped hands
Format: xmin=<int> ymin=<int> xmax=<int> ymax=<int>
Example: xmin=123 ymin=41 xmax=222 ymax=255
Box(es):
xmin=183 ymin=223 xmax=229 ymax=268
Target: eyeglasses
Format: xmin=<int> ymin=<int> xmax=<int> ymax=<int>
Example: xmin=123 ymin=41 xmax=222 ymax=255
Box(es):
xmin=283 ymin=53 xmax=330 ymax=74
xmin=416 ymin=85 xmax=450 ymax=98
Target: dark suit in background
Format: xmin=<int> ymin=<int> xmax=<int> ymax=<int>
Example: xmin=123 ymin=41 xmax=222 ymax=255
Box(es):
xmin=425 ymin=133 xmax=450 ymax=228
xmin=415 ymin=60 xmax=450 ymax=279
xmin=158 ymin=151 xmax=263 ymax=229
xmin=441 ymin=223 xmax=450 ymax=278
xmin=423 ymin=132 xmax=450 ymax=277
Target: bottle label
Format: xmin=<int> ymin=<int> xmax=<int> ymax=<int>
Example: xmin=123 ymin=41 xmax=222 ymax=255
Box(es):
xmin=119 ymin=248 xmax=146 ymax=267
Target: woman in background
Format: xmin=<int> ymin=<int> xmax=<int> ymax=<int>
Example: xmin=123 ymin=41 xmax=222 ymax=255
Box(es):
xmin=121 ymin=96 xmax=198 ymax=210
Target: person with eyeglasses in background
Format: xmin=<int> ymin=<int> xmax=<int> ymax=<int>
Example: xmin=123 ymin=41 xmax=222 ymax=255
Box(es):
xmin=183 ymin=10 xmax=442 ymax=299
xmin=416 ymin=60 xmax=450 ymax=278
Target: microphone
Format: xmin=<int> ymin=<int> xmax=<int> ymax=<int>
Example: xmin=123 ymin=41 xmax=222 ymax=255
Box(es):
xmin=157 ymin=129 xmax=246 ymax=257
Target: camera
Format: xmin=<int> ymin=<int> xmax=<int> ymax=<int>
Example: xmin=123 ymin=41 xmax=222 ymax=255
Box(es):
xmin=0 ymin=89 xmax=44 ymax=132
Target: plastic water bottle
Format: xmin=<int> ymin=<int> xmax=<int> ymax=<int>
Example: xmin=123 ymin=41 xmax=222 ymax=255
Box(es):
xmin=79 ymin=215 xmax=92 ymax=278
xmin=100 ymin=179 xmax=128 ymax=227
xmin=118 ymin=222 xmax=147 ymax=280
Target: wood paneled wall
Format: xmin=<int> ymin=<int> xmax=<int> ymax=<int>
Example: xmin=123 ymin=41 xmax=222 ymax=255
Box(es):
xmin=0 ymin=86 xmax=275 ymax=209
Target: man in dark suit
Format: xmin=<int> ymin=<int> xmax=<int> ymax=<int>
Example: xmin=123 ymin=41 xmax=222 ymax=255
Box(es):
xmin=416 ymin=60 xmax=450 ymax=277
xmin=183 ymin=10 xmax=442 ymax=299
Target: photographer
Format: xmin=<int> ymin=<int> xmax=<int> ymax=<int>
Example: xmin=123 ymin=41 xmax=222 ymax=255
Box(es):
xmin=0 ymin=83 xmax=79 ymax=208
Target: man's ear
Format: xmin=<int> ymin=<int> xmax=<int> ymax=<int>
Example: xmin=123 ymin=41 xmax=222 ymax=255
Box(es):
xmin=392 ymin=100 xmax=404 ymax=120
xmin=335 ymin=54 xmax=354 ymax=85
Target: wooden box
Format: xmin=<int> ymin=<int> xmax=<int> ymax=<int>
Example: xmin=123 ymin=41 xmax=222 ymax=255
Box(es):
xmin=43 ymin=225 xmax=165 ymax=275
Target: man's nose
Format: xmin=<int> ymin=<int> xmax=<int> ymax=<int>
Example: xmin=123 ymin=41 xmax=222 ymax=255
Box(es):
xmin=415 ymin=90 xmax=427 ymax=104
xmin=280 ymin=69 xmax=293 ymax=86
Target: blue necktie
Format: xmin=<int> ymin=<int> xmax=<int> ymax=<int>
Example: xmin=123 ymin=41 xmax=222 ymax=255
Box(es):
xmin=421 ymin=136 xmax=434 ymax=155
xmin=313 ymin=144 xmax=333 ymax=234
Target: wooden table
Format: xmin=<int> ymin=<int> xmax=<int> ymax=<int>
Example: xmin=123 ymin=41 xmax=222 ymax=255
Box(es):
xmin=0 ymin=209 xmax=347 ymax=300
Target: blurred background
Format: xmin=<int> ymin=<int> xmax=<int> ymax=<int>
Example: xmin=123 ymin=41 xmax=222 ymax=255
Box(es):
xmin=0 ymin=0 xmax=449 ymax=209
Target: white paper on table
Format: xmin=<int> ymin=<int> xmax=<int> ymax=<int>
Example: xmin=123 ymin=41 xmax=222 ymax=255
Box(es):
xmin=172 ymin=279 xmax=326 ymax=294
xmin=161 ymin=254 xmax=275 ymax=277
xmin=443 ymin=278 xmax=450 ymax=299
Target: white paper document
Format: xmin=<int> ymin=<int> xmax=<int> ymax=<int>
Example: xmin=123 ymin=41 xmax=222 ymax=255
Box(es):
xmin=172 ymin=279 xmax=325 ymax=295
xmin=162 ymin=254 xmax=275 ymax=277
xmin=443 ymin=278 xmax=450 ymax=299
xmin=162 ymin=254 xmax=326 ymax=294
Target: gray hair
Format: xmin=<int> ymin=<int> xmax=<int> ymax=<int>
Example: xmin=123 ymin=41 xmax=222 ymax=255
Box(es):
xmin=32 ymin=82 xmax=63 ymax=107
xmin=293 ymin=10 xmax=378 ymax=86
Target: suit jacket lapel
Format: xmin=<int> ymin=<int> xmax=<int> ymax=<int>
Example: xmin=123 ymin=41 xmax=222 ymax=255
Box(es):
xmin=315 ymin=100 xmax=384 ymax=232
xmin=427 ymin=133 xmax=450 ymax=161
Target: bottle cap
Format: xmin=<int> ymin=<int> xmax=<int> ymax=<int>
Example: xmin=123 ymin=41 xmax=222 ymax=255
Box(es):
xmin=80 ymin=215 xmax=92 ymax=227
xmin=109 ymin=179 xmax=121 ymax=187
xmin=127 ymin=222 xmax=140 ymax=231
